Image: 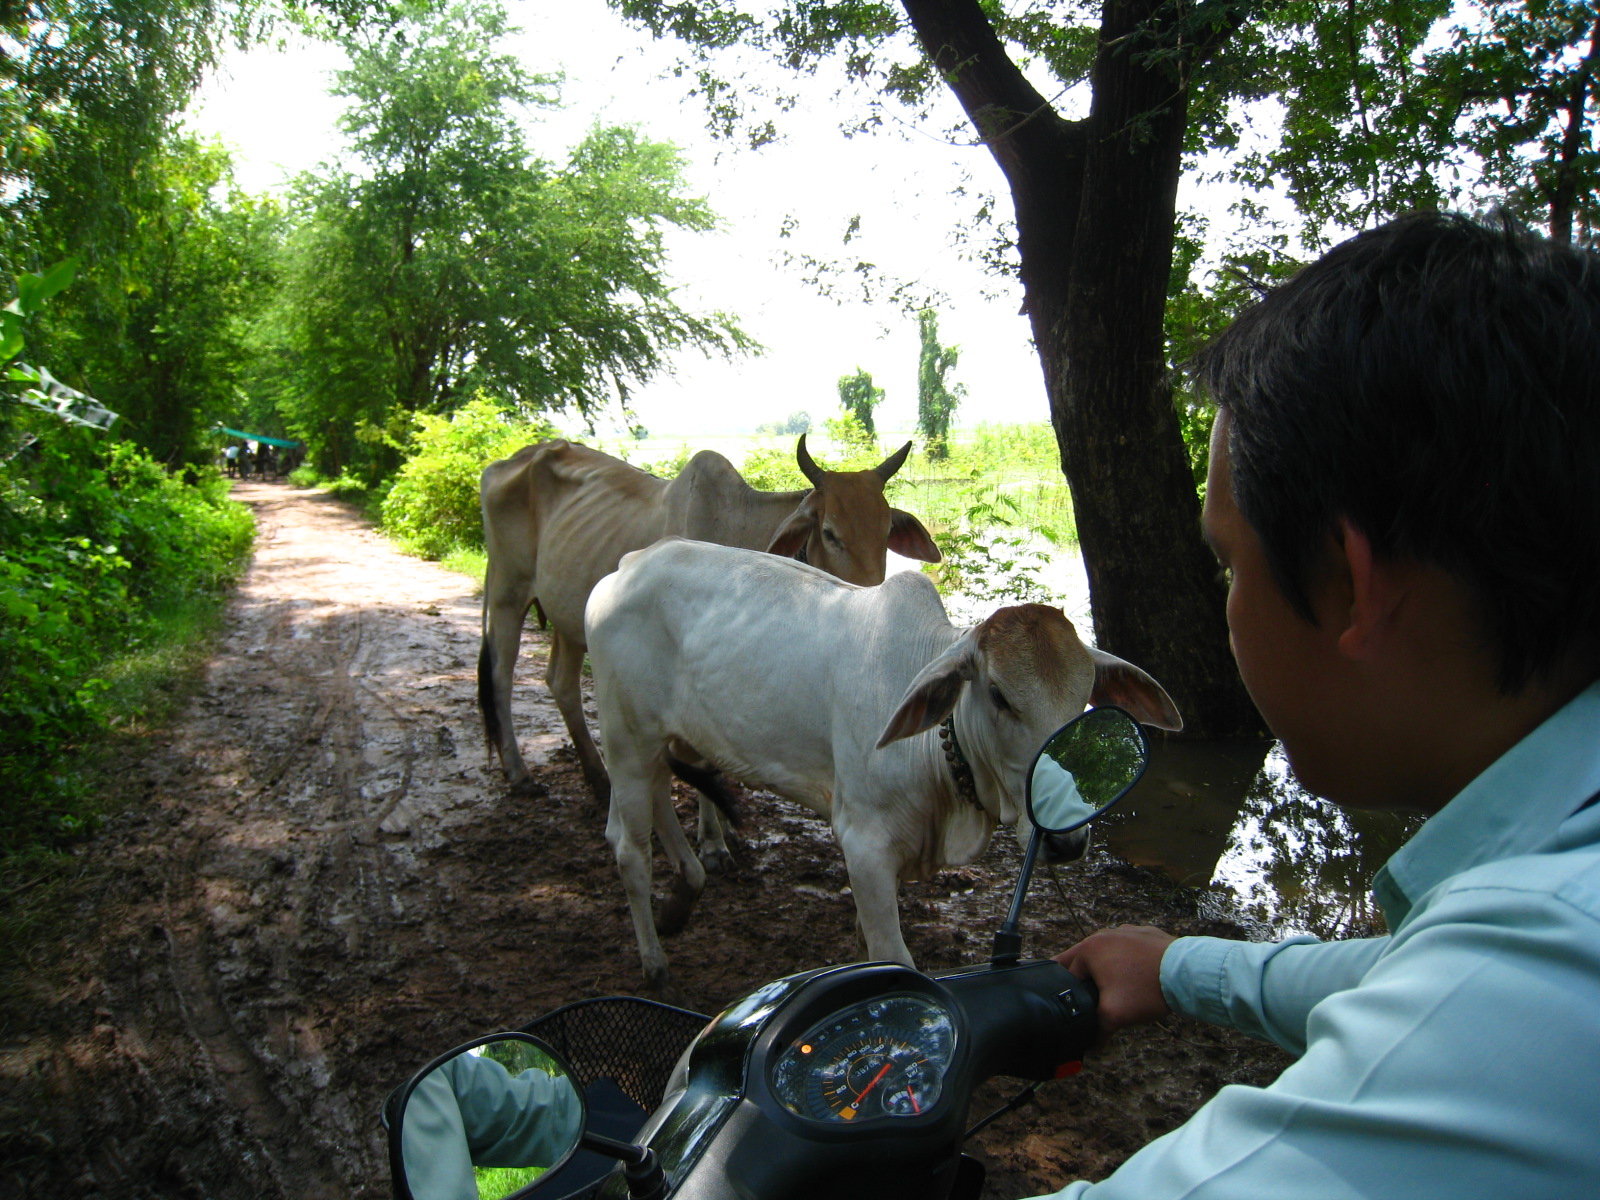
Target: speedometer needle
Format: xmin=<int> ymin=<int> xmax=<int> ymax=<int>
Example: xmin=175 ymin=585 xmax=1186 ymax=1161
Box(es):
xmin=844 ymin=1061 xmax=895 ymax=1119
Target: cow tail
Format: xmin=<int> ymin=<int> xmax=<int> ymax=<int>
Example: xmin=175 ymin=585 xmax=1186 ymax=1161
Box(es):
xmin=667 ymin=756 xmax=744 ymax=829
xmin=478 ymin=637 xmax=502 ymax=761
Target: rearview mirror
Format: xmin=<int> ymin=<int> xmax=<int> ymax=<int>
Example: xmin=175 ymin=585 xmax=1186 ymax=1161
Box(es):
xmin=1026 ymin=706 xmax=1149 ymax=833
xmin=389 ymin=1034 xmax=585 ymax=1200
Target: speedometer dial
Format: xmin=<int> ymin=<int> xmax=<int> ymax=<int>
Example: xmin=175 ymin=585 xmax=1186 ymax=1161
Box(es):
xmin=770 ymin=994 xmax=956 ymax=1123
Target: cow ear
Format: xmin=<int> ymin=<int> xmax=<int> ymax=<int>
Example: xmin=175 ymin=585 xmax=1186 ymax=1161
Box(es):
xmin=1088 ymin=648 xmax=1184 ymax=731
xmin=888 ymin=509 xmax=941 ymax=563
xmin=876 ymin=631 xmax=979 ymax=748
xmin=766 ymin=494 xmax=819 ymax=560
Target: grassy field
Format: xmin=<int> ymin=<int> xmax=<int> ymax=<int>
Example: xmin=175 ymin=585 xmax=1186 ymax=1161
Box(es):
xmin=592 ymin=421 xmax=1074 ymax=544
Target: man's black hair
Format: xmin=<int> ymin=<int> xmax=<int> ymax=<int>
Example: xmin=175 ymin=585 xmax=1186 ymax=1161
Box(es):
xmin=1192 ymin=211 xmax=1600 ymax=692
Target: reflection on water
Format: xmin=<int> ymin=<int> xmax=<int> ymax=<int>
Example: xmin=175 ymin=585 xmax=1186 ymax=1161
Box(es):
xmin=1099 ymin=739 xmax=1425 ymax=940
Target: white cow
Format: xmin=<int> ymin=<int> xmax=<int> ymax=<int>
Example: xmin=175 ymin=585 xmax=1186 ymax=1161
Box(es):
xmin=585 ymin=539 xmax=1183 ymax=991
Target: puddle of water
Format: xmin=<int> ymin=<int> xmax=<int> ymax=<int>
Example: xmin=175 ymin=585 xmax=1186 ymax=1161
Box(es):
xmin=1100 ymin=739 xmax=1424 ymax=940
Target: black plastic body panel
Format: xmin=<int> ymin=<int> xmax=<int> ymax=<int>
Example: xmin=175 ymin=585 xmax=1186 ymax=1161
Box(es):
xmin=592 ymin=959 xmax=1097 ymax=1200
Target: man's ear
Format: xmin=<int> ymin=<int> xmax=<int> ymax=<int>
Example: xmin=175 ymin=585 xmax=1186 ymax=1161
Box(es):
xmin=1336 ymin=518 xmax=1405 ymax=660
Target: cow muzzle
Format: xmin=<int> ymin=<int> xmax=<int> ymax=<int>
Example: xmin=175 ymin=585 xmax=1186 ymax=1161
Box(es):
xmin=1041 ymin=827 xmax=1090 ymax=864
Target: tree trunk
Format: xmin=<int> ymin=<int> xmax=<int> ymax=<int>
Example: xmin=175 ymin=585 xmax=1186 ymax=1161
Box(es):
xmin=902 ymin=0 xmax=1262 ymax=737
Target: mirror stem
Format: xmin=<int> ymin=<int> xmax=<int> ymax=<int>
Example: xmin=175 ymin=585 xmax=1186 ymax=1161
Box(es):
xmin=991 ymin=829 xmax=1044 ymax=968
xmin=580 ymin=1132 xmax=669 ymax=1200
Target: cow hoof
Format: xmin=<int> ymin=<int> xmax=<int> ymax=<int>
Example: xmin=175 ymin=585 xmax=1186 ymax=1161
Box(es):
xmin=655 ymin=875 xmax=702 ymax=937
xmin=508 ymin=776 xmax=548 ymax=798
xmin=583 ymin=773 xmax=612 ymax=809
xmin=643 ymin=970 xmax=688 ymax=1006
xmin=699 ymin=846 xmax=734 ymax=875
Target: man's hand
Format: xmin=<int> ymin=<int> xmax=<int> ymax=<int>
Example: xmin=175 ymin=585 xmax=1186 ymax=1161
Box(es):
xmin=1055 ymin=925 xmax=1178 ymax=1039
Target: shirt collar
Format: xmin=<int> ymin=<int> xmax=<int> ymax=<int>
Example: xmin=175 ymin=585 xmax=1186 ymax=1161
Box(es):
xmin=1374 ymin=679 xmax=1600 ymax=929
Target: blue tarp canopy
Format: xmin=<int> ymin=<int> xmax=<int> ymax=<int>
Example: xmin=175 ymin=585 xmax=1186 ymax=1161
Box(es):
xmin=213 ymin=424 xmax=300 ymax=449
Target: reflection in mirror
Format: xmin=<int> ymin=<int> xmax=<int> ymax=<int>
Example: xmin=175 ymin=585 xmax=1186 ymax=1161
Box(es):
xmin=1027 ymin=707 xmax=1149 ymax=833
xmin=397 ymin=1035 xmax=584 ymax=1200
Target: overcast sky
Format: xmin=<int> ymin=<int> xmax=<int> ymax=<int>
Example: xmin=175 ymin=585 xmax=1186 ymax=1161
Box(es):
xmin=187 ymin=0 xmax=1072 ymax=438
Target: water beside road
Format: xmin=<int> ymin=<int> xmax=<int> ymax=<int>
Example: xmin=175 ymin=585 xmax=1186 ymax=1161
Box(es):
xmin=1101 ymin=739 xmax=1425 ymax=940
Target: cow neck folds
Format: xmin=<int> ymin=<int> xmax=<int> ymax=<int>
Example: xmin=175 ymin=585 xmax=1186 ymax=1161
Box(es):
xmin=938 ymin=713 xmax=983 ymax=811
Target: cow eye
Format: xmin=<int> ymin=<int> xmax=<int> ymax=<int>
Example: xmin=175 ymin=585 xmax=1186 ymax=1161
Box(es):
xmin=822 ymin=526 xmax=842 ymax=546
xmin=988 ymin=684 xmax=1012 ymax=713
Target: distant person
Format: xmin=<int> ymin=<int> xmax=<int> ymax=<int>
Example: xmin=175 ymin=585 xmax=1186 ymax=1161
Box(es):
xmin=224 ymin=443 xmax=239 ymax=478
xmin=1029 ymin=212 xmax=1600 ymax=1198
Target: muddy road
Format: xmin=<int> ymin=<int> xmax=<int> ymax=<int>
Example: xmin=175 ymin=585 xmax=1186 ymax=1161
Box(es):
xmin=0 ymin=482 xmax=1287 ymax=1199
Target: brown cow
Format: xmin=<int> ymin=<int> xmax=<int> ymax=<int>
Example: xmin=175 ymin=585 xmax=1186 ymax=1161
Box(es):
xmin=478 ymin=435 xmax=940 ymax=858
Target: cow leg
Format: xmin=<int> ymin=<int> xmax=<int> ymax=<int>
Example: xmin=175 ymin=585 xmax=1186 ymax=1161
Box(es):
xmin=606 ymin=754 xmax=702 ymax=994
xmin=547 ymin=632 xmax=610 ymax=805
xmin=653 ymin=787 xmax=708 ymax=937
xmin=665 ymin=748 xmax=736 ymax=873
xmin=835 ymin=827 xmax=915 ymax=968
xmin=481 ymin=569 xmax=536 ymax=788
xmin=697 ymin=798 xmax=734 ymax=874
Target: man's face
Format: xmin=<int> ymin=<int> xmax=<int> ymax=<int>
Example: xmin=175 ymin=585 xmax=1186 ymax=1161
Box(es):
xmin=1203 ymin=411 xmax=1356 ymax=801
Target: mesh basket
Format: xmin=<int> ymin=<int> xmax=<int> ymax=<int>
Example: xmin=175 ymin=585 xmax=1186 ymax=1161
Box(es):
xmin=518 ymin=996 xmax=710 ymax=1114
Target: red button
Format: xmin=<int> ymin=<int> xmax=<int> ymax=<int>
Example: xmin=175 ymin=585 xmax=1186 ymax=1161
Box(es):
xmin=1054 ymin=1061 xmax=1083 ymax=1079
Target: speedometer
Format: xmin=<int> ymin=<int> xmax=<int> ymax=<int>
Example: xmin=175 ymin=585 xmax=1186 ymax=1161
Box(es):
xmin=770 ymin=994 xmax=957 ymax=1123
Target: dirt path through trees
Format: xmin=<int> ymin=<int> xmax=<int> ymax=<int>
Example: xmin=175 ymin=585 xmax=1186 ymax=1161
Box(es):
xmin=0 ymin=482 xmax=1285 ymax=1199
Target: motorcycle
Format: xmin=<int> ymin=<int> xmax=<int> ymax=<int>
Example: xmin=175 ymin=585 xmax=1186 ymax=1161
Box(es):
xmin=383 ymin=705 xmax=1151 ymax=1200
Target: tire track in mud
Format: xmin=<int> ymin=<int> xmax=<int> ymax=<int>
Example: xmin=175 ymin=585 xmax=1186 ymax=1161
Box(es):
xmin=144 ymin=487 xmax=493 ymax=1198
xmin=1 ymin=482 xmax=564 ymax=1198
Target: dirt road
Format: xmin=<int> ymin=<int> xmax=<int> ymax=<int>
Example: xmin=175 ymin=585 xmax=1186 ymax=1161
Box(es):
xmin=0 ymin=482 xmax=1285 ymax=1199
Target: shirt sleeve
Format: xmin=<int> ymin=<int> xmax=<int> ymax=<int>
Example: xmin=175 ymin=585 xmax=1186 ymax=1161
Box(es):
xmin=399 ymin=1052 xmax=584 ymax=1198
xmin=1159 ymin=932 xmax=1389 ymax=1055
xmin=1024 ymin=870 xmax=1600 ymax=1199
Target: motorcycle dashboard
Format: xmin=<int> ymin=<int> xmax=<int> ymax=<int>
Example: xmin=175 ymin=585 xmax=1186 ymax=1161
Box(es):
xmin=768 ymin=993 xmax=957 ymax=1125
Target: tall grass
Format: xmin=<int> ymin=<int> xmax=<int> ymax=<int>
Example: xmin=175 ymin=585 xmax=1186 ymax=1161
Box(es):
xmin=886 ymin=422 xmax=1074 ymax=547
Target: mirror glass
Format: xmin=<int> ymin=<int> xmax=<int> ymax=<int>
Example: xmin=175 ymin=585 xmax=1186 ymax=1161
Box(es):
xmin=1027 ymin=707 xmax=1149 ymax=833
xmin=395 ymin=1035 xmax=585 ymax=1200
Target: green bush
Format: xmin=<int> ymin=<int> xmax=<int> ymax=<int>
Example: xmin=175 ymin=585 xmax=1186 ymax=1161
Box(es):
xmin=380 ymin=396 xmax=557 ymax=560
xmin=738 ymin=444 xmax=808 ymax=491
xmin=0 ymin=420 xmax=254 ymax=843
xmin=926 ymin=480 xmax=1063 ymax=607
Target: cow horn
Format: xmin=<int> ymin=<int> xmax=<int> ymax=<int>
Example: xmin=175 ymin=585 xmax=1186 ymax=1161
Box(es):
xmin=796 ymin=433 xmax=824 ymax=486
xmin=875 ymin=440 xmax=913 ymax=483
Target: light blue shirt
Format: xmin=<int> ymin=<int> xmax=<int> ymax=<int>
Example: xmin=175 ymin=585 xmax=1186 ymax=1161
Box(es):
xmin=1031 ymin=679 xmax=1600 ymax=1199
xmin=401 ymin=1051 xmax=583 ymax=1200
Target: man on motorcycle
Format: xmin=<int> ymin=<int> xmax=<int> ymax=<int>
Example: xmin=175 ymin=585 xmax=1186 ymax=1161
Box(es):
xmin=1038 ymin=212 xmax=1600 ymax=1198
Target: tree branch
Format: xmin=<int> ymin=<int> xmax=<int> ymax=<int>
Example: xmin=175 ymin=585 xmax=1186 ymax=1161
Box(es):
xmin=897 ymin=0 xmax=1082 ymax=179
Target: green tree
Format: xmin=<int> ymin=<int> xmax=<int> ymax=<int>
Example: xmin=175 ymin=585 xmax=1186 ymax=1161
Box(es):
xmin=0 ymin=0 xmax=253 ymax=279
xmin=1230 ymin=2 xmax=1600 ymax=247
xmin=265 ymin=0 xmax=753 ymax=479
xmin=1437 ymin=1 xmax=1600 ymax=242
xmin=915 ymin=308 xmax=962 ymax=460
xmin=54 ymin=137 xmax=284 ymax=465
xmin=836 ymin=366 xmax=882 ymax=436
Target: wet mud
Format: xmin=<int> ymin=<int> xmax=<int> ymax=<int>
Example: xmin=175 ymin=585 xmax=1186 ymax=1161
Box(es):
xmin=0 ymin=481 xmax=1288 ymax=1199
